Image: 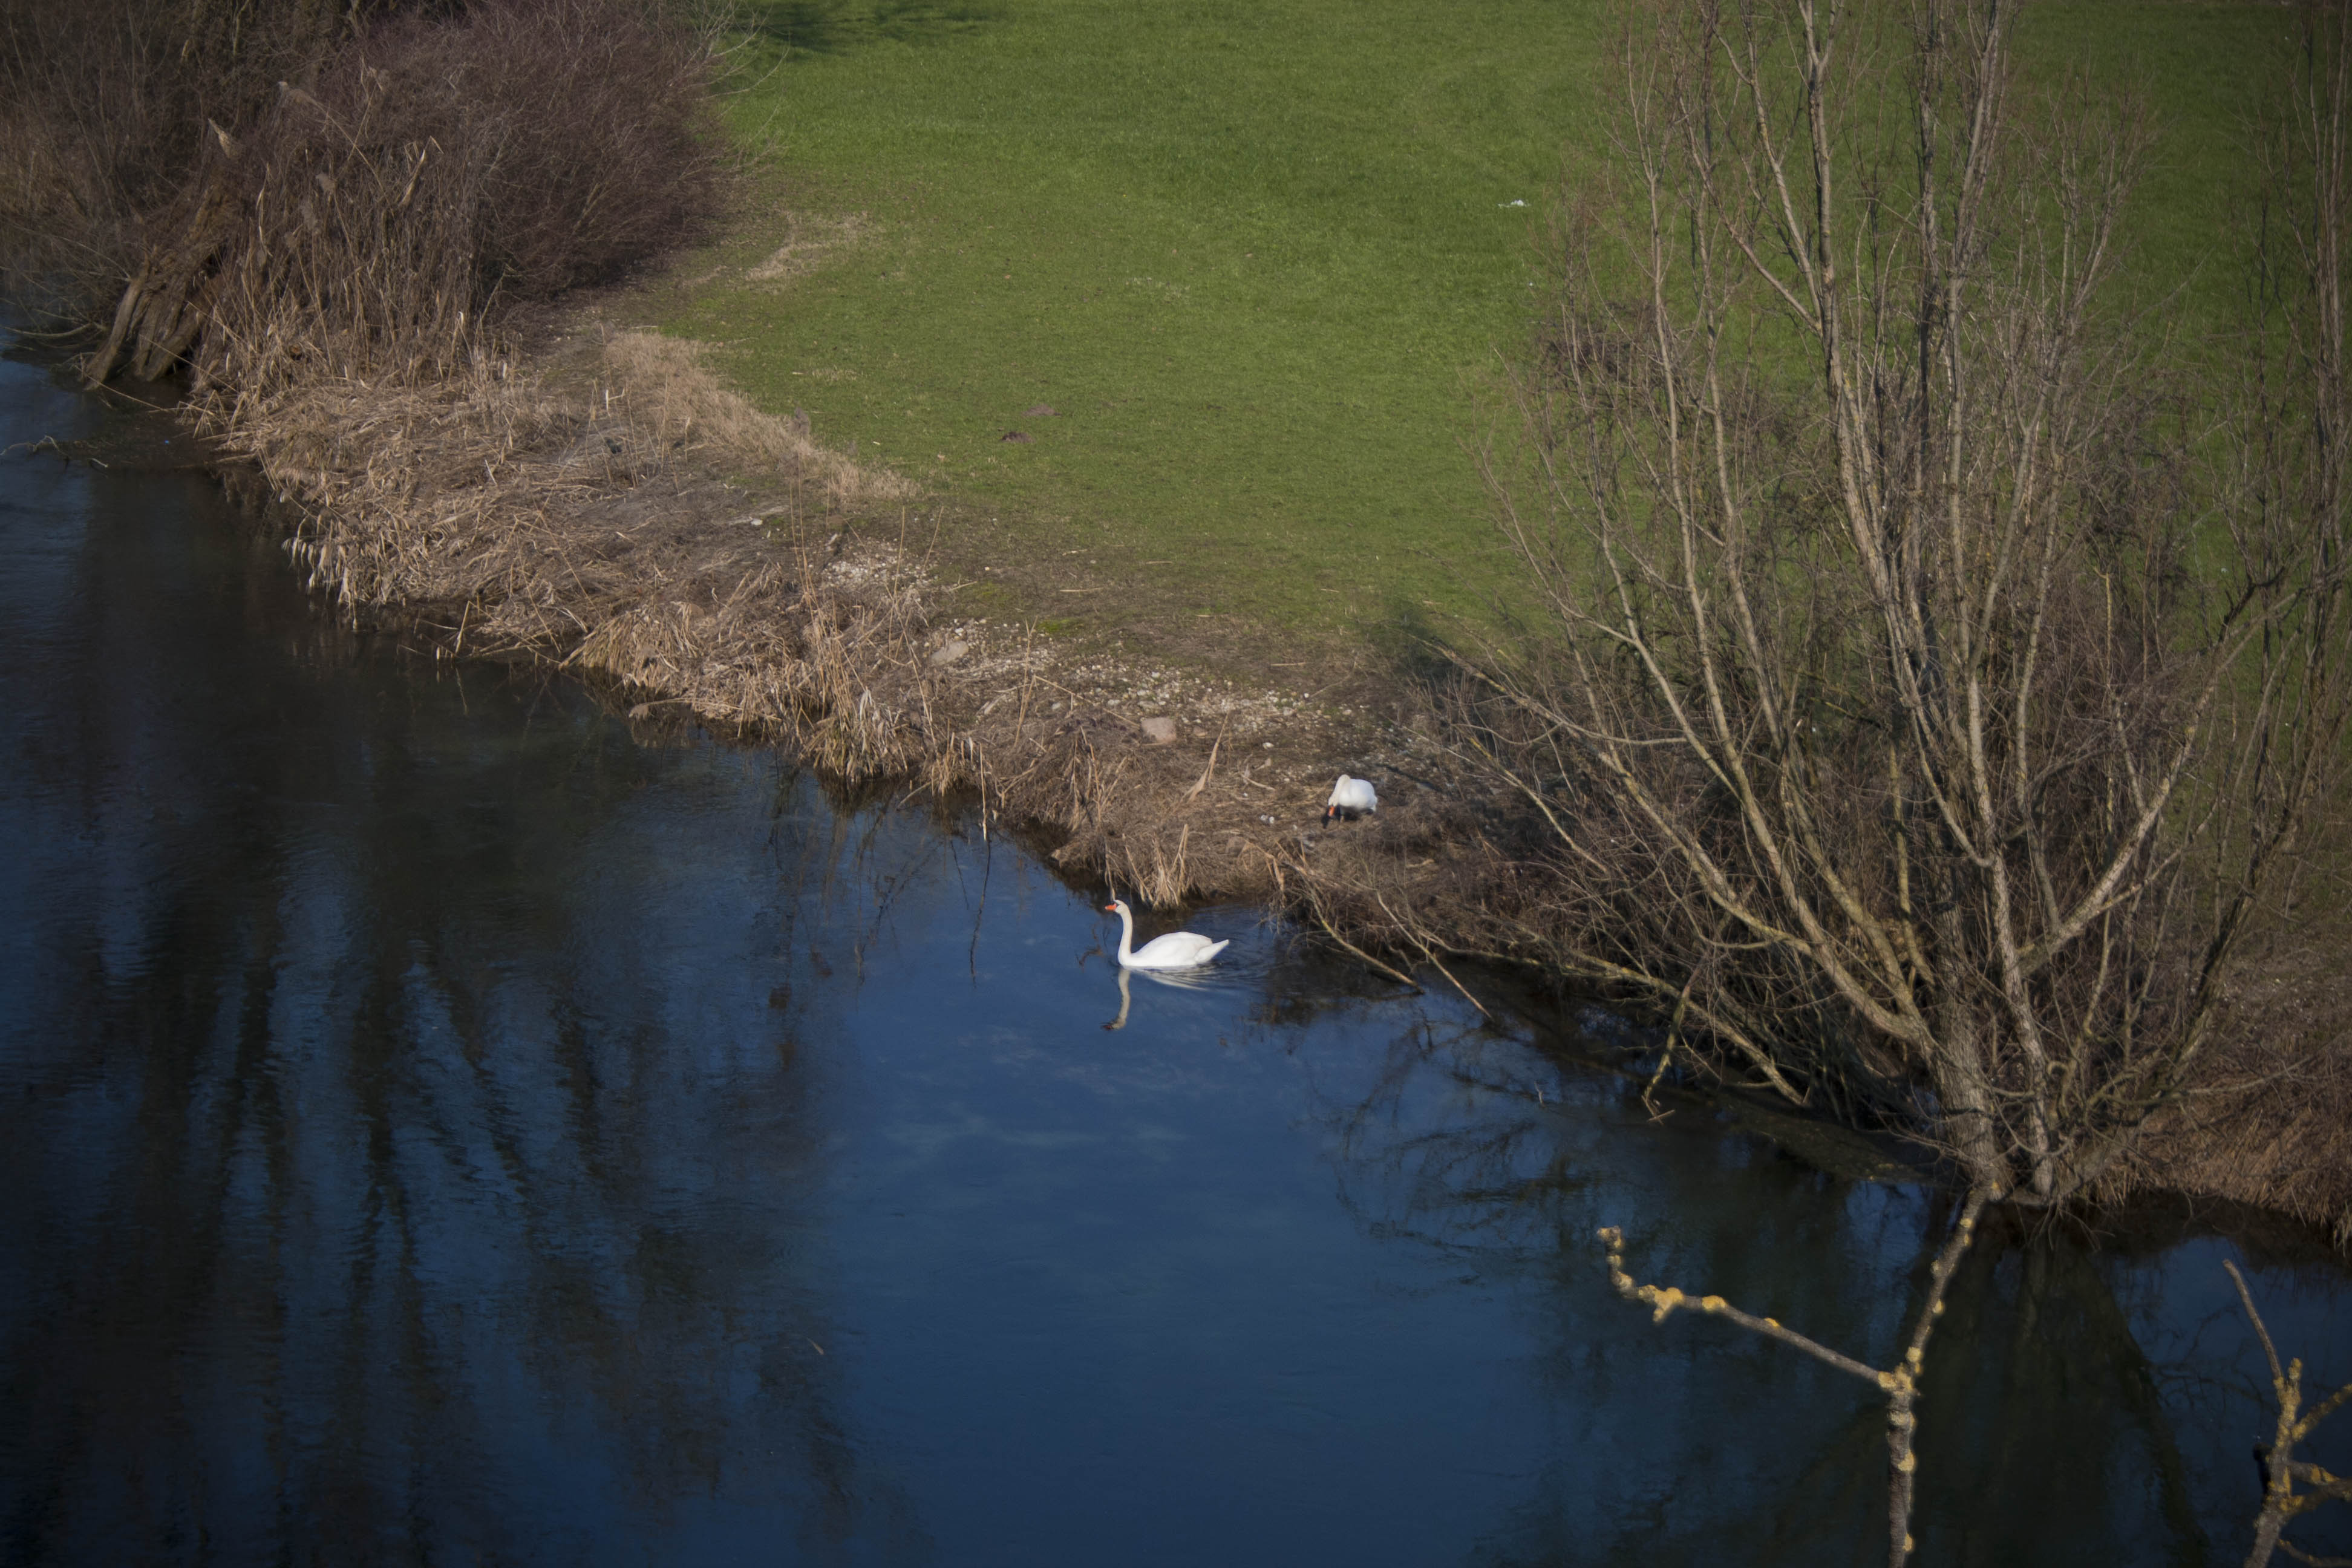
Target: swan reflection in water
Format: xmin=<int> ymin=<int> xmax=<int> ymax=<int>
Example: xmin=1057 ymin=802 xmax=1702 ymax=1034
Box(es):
xmin=1103 ymin=962 xmax=1224 ymax=1030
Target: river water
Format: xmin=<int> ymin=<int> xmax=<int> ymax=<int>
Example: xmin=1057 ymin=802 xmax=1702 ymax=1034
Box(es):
xmin=2 ymin=336 xmax=2348 ymax=1566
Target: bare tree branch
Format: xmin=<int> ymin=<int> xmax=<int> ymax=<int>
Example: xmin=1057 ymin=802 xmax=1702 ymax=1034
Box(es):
xmin=1598 ymin=1186 xmax=1993 ymax=1566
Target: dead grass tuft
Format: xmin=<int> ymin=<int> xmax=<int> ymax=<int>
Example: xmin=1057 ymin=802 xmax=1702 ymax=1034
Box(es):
xmin=745 ymin=212 xmax=873 ymax=285
xmin=600 ymin=329 xmax=918 ymax=507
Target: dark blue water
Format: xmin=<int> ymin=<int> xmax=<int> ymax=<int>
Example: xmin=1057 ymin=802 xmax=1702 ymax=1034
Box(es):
xmin=2 ymin=338 xmax=2348 ymax=1566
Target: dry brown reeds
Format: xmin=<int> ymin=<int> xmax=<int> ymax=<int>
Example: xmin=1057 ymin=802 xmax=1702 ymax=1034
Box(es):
xmin=214 ymin=318 xmax=1434 ymax=920
xmin=2115 ymin=871 xmax=2352 ymax=1250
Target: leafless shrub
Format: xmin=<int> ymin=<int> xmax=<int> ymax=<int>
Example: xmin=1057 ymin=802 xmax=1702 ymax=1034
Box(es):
xmin=57 ymin=0 xmax=724 ymax=390
xmin=0 ymin=0 xmax=384 ymax=310
xmin=365 ymin=0 xmax=725 ymax=301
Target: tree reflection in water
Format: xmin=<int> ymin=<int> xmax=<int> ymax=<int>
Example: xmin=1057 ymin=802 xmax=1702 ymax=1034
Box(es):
xmin=0 ymin=405 xmax=929 ymax=1562
xmin=1308 ymin=1012 xmax=2286 ymax=1567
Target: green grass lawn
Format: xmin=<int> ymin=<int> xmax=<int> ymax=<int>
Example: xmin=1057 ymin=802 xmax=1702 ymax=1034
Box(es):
xmin=659 ymin=0 xmax=2293 ymax=661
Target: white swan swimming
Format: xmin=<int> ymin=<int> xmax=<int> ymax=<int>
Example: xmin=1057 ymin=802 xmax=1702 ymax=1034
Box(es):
xmin=1104 ymin=897 xmax=1230 ymax=970
xmin=1324 ymin=774 xmax=1379 ymax=823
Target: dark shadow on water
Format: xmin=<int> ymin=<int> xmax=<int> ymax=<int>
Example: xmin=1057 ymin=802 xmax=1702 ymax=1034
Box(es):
xmin=0 ymin=347 xmax=933 ymax=1560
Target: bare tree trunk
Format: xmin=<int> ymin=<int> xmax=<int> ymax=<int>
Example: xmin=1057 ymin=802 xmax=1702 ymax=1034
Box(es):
xmin=1927 ymin=997 xmax=2006 ymax=1192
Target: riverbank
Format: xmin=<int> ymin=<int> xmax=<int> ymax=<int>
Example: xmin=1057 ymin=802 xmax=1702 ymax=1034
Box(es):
xmin=180 ymin=300 xmax=2352 ymax=1252
xmin=207 ymin=305 xmax=1491 ymax=913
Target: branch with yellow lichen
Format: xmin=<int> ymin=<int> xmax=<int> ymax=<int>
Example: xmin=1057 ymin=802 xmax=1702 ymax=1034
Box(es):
xmin=1596 ymin=1185 xmax=1993 ymax=1568
xmin=2229 ymin=1259 xmax=2352 ymax=1568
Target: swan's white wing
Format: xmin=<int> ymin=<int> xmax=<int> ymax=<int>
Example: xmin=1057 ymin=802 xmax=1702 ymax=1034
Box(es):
xmin=1128 ymin=931 xmax=1227 ymax=968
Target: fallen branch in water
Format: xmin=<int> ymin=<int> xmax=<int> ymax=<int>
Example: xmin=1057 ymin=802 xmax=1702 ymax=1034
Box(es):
xmin=1597 ymin=1185 xmax=1993 ymax=1567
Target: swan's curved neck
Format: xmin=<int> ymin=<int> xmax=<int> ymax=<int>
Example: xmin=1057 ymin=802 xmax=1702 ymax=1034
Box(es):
xmin=1113 ymin=903 xmax=1135 ymax=964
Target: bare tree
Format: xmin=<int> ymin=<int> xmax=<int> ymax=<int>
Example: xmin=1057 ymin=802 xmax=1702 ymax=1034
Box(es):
xmin=1445 ymin=0 xmax=2351 ymax=1203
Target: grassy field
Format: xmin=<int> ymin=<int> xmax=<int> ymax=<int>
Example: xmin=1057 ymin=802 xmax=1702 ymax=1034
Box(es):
xmin=656 ymin=0 xmax=2295 ymax=665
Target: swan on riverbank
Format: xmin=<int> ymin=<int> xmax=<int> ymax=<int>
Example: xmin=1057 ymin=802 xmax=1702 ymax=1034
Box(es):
xmin=1324 ymin=774 xmax=1378 ymax=823
xmin=1105 ymin=897 xmax=1229 ymax=970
